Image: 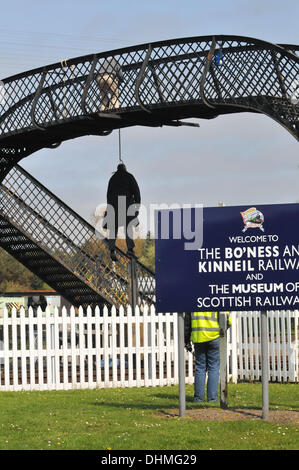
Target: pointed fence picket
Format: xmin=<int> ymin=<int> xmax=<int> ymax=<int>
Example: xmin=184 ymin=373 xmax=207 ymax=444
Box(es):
xmin=0 ymin=307 xmax=297 ymax=391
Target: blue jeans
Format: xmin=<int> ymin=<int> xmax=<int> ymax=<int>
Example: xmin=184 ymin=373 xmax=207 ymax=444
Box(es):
xmin=194 ymin=337 xmax=220 ymax=401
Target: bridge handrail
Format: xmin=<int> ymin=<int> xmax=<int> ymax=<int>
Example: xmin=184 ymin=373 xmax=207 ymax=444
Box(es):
xmin=0 ymin=34 xmax=298 ymax=144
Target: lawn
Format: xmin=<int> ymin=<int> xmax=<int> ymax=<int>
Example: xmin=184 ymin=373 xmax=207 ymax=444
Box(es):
xmin=0 ymin=383 xmax=298 ymax=451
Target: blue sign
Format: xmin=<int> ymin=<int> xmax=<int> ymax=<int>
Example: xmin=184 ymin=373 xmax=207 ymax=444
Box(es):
xmin=155 ymin=203 xmax=299 ymax=312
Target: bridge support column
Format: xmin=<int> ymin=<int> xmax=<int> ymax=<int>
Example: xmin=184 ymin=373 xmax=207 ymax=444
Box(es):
xmin=129 ymin=256 xmax=138 ymax=312
xmin=261 ymin=310 xmax=269 ymax=420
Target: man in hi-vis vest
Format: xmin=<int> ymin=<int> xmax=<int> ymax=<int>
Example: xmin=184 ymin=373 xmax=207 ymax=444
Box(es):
xmin=185 ymin=312 xmax=231 ymax=402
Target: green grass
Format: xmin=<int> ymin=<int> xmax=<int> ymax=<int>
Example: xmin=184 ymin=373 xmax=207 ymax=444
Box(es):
xmin=0 ymin=383 xmax=298 ymax=450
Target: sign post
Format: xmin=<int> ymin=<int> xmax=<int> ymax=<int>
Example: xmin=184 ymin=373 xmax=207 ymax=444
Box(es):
xmin=261 ymin=310 xmax=269 ymax=420
xmin=219 ymin=312 xmax=228 ymax=409
xmin=155 ymin=203 xmax=299 ymax=419
xmin=178 ymin=312 xmax=186 ymax=417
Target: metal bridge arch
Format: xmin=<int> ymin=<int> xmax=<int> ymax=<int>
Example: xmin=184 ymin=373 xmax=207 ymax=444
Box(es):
xmin=0 ymin=34 xmax=298 ymax=181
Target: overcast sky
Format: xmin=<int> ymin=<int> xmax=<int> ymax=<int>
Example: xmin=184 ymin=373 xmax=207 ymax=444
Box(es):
xmin=1 ymin=0 xmax=298 ymax=236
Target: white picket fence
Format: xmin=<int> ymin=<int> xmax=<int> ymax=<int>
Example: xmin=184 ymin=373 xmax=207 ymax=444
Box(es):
xmin=228 ymin=310 xmax=298 ymax=383
xmin=0 ymin=306 xmax=298 ymax=391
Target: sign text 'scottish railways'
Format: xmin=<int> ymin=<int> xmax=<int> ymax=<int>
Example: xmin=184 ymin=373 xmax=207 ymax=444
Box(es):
xmin=155 ymin=203 xmax=299 ymax=312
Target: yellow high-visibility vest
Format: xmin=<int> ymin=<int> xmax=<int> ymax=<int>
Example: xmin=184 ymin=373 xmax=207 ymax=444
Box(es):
xmin=191 ymin=312 xmax=231 ymax=343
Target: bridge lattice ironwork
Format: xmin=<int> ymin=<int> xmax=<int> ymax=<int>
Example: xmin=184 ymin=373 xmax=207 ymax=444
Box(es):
xmin=0 ymin=35 xmax=298 ymax=181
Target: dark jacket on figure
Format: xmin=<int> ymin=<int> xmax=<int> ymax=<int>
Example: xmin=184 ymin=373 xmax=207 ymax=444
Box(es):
xmin=106 ymin=167 xmax=141 ymax=225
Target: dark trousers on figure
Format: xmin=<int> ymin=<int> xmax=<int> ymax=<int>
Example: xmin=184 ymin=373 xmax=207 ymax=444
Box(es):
xmin=107 ymin=222 xmax=135 ymax=252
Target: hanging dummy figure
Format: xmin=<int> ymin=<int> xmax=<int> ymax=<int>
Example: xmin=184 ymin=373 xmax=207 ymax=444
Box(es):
xmin=104 ymin=163 xmax=141 ymax=262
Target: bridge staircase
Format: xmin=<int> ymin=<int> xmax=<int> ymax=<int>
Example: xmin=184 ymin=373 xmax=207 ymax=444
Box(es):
xmin=0 ymin=164 xmax=155 ymax=309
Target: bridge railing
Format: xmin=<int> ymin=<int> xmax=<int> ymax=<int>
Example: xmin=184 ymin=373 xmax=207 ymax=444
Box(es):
xmin=0 ymin=35 xmax=298 ymax=141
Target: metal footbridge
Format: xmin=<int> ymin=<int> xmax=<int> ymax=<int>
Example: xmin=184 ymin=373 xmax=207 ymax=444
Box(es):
xmin=0 ymin=35 xmax=298 ymax=307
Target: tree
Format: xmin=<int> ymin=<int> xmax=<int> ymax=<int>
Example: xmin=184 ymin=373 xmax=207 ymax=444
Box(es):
xmin=139 ymin=231 xmax=155 ymax=272
xmin=0 ymin=248 xmax=50 ymax=292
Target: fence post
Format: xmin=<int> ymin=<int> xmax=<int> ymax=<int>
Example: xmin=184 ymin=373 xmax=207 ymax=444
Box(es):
xmin=129 ymin=257 xmax=138 ymax=312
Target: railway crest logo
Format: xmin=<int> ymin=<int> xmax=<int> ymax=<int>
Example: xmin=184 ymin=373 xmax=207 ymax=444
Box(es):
xmin=240 ymin=207 xmax=264 ymax=232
